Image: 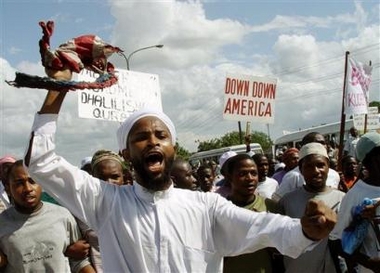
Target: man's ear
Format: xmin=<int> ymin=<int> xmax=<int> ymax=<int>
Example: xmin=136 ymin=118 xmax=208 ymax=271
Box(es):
xmin=298 ymin=161 xmax=304 ymax=175
xmin=121 ymin=149 xmax=130 ymax=162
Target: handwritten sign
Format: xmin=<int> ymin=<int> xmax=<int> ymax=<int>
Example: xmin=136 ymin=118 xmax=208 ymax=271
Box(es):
xmin=345 ymin=58 xmax=372 ymax=115
xmin=223 ymin=73 xmax=277 ymax=123
xmin=77 ymin=69 xmax=162 ymax=122
xmin=353 ymin=106 xmax=380 ymax=131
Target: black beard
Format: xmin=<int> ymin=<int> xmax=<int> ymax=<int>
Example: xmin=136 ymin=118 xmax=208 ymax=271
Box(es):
xmin=131 ymin=156 xmax=174 ymax=191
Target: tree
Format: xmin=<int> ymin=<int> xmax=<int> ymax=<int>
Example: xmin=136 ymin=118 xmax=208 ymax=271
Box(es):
xmin=197 ymin=131 xmax=272 ymax=153
xmin=369 ymin=101 xmax=380 ymax=111
xmin=175 ymin=142 xmax=191 ymax=160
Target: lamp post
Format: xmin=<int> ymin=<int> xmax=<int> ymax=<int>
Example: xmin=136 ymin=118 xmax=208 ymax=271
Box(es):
xmin=124 ymin=44 xmax=164 ymax=70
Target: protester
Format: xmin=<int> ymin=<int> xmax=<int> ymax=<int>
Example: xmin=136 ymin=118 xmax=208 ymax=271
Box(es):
xmin=252 ymin=154 xmax=279 ymax=199
xmin=272 ymin=148 xmax=299 ymax=185
xmin=0 ymin=155 xmax=16 ymax=212
xmin=338 ymin=155 xmax=358 ymax=193
xmin=77 ymin=149 xmax=127 ymax=272
xmin=91 ymin=149 xmax=125 ymax=186
xmin=171 ymin=157 xmax=197 ymax=190
xmin=223 ymin=153 xmax=283 ymax=273
xmin=272 ymin=132 xmax=340 ymax=201
xmin=343 ymin=127 xmax=360 ymax=158
xmin=267 ymin=155 xmax=277 ymax=178
xmin=278 ymin=143 xmax=345 ymax=273
xmin=197 ymin=163 xmax=217 ymax=192
xmin=24 ymin=66 xmax=337 ymax=272
xmin=0 ymin=160 xmax=94 ymax=273
xmin=330 ymin=132 xmax=380 ymax=273
xmin=215 ymin=151 xmax=237 ymax=198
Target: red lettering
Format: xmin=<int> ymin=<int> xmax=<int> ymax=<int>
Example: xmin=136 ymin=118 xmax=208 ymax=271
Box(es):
xmin=252 ymin=82 xmax=276 ymax=99
xmin=224 ymin=99 xmax=272 ymax=117
xmin=225 ymin=78 xmax=249 ymax=96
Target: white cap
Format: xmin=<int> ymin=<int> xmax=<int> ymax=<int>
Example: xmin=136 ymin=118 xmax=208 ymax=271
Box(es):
xmin=299 ymin=143 xmax=328 ymax=161
xmin=80 ymin=156 xmax=92 ymax=169
xmin=116 ymin=107 xmax=176 ymax=152
xmin=219 ymin=151 xmax=238 ymax=170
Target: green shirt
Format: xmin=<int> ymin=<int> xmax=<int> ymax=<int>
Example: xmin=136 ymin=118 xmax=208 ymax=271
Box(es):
xmin=223 ymin=195 xmax=280 ymax=273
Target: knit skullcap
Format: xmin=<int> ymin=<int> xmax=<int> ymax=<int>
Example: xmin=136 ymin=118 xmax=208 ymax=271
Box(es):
xmin=91 ymin=149 xmax=124 ymax=170
xmin=116 ymin=107 xmax=176 ymax=152
xmin=299 ymin=143 xmax=328 ymax=161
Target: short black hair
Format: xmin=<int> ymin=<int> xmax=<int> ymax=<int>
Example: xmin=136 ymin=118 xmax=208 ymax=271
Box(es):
xmin=226 ymin=154 xmax=254 ymax=175
xmin=301 ymin=132 xmax=324 ymax=146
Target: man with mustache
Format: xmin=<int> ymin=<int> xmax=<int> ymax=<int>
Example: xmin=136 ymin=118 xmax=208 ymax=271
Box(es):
xmin=24 ymin=67 xmax=337 ymax=272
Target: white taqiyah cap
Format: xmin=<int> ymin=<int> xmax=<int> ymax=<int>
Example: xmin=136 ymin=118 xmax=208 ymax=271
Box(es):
xmin=80 ymin=156 xmax=92 ymax=169
xmin=116 ymin=107 xmax=176 ymax=152
xmin=299 ymin=142 xmax=328 ymax=161
xmin=219 ymin=151 xmax=238 ymax=169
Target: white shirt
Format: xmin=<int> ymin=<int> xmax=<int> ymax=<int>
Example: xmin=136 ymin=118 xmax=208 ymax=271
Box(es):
xmin=344 ymin=136 xmax=360 ymax=157
xmin=256 ymin=177 xmax=279 ymax=199
xmin=26 ymin=113 xmax=317 ymax=273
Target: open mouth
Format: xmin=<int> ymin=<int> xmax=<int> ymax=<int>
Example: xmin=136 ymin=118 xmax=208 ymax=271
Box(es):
xmin=246 ymin=184 xmax=256 ymax=191
xmin=24 ymin=195 xmax=36 ymax=204
xmin=145 ymin=152 xmax=164 ymax=173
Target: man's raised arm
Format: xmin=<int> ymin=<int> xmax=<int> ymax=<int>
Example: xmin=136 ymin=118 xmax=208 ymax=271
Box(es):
xmin=24 ymin=67 xmax=72 ymax=166
xmin=39 ymin=67 xmax=72 ymax=114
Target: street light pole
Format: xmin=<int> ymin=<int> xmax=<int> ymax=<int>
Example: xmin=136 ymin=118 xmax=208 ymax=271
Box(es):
xmin=124 ymin=44 xmax=164 ymax=70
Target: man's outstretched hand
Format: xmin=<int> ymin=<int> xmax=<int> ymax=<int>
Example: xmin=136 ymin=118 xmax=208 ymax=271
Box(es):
xmin=301 ymin=199 xmax=337 ymax=241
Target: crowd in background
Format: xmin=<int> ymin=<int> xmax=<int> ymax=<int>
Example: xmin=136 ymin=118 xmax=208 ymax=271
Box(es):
xmin=0 ymin=124 xmax=379 ymax=273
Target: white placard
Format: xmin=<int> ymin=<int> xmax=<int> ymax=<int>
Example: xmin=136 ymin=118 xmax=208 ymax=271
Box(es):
xmin=223 ymin=73 xmax=277 ymax=124
xmin=77 ymin=69 xmax=162 ymax=122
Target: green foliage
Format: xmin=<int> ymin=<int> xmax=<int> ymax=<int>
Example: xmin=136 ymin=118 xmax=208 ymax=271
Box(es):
xmin=175 ymin=142 xmax=191 ymax=160
xmin=369 ymin=101 xmax=380 ymax=111
xmin=197 ymin=131 xmax=273 ymax=153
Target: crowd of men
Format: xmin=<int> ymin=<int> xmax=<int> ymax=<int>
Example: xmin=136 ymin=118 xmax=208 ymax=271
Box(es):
xmin=0 ymin=65 xmax=379 ymax=273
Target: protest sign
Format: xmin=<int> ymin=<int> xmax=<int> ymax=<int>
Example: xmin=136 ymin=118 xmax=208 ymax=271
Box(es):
xmin=223 ymin=73 xmax=277 ymax=124
xmin=77 ymin=69 xmax=162 ymax=122
xmin=344 ymin=58 xmax=372 ymax=115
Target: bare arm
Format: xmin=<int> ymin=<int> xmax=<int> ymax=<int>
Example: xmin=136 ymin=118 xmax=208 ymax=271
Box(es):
xmin=39 ymin=67 xmax=72 ymax=114
xmin=24 ymin=67 xmax=73 ymax=166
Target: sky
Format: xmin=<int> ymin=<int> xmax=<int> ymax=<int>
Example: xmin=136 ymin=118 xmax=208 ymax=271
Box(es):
xmin=1 ymin=0 xmax=379 ymax=165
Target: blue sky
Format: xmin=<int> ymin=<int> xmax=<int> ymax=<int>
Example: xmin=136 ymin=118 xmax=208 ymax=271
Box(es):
xmin=1 ymin=0 xmax=379 ymax=164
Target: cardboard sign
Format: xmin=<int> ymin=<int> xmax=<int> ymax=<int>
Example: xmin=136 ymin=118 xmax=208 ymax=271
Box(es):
xmin=223 ymin=73 xmax=277 ymax=124
xmin=77 ymin=69 xmax=162 ymax=122
xmin=353 ymin=106 xmax=380 ymax=132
